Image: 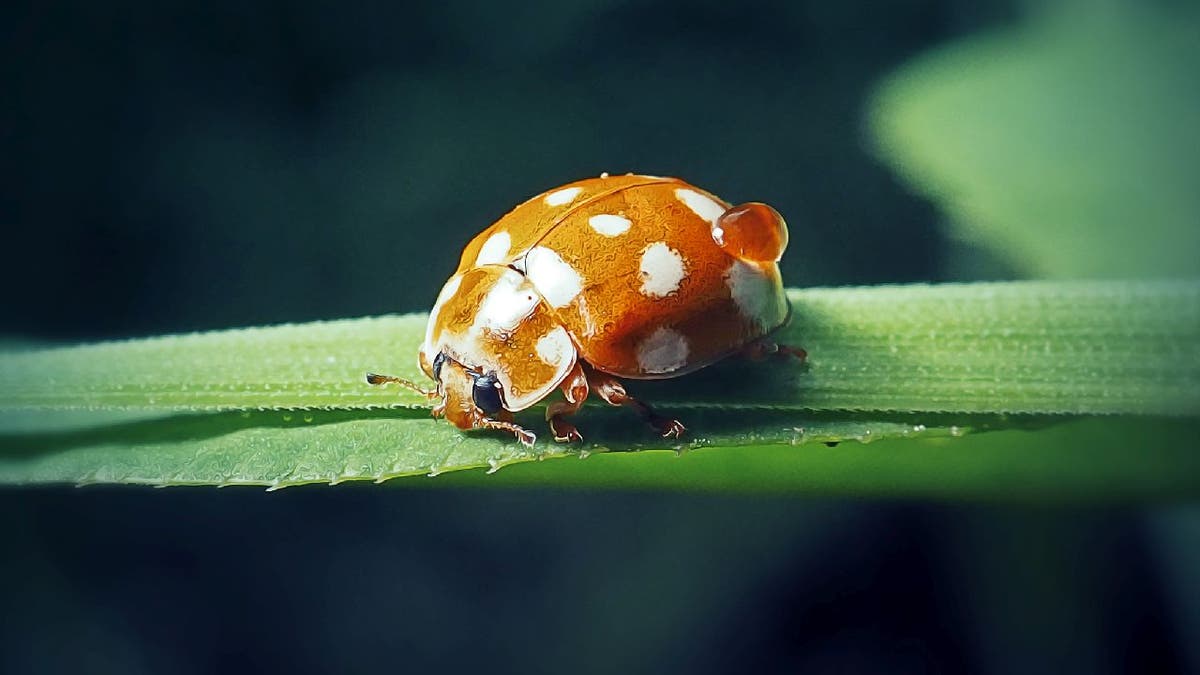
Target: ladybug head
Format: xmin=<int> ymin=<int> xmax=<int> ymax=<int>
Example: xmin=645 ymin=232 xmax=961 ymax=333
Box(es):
xmin=418 ymin=266 xmax=579 ymax=432
xmin=427 ymin=351 xmax=511 ymax=431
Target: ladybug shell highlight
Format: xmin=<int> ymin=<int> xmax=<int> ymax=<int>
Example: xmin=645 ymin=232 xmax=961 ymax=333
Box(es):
xmin=419 ymin=174 xmax=789 ymax=418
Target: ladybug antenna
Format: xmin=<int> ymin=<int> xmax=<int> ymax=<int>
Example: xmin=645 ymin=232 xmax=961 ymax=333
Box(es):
xmin=365 ymin=372 xmax=438 ymax=400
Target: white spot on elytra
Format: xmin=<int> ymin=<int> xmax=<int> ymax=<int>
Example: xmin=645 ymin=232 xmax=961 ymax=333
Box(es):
xmin=422 ymin=274 xmax=464 ymax=356
xmin=675 ymin=188 xmax=725 ymax=225
xmin=525 ymin=246 xmax=583 ymax=308
xmin=535 ymin=326 xmax=572 ymax=366
xmin=588 ymin=213 xmax=631 ymax=236
xmin=474 ymin=230 xmax=511 ymax=266
xmin=544 ymin=186 xmax=582 ymax=206
xmin=432 ymin=274 xmax=463 ymax=314
xmin=475 ymin=271 xmax=540 ymax=332
xmin=639 ymin=242 xmax=686 ymax=297
xmin=637 ymin=326 xmax=690 ymax=374
xmin=725 ymin=260 xmax=784 ymax=330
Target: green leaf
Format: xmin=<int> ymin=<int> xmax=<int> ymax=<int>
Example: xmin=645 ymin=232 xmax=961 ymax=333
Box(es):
xmin=1 ymin=280 xmax=1197 ymax=497
xmin=3 ymin=280 xmax=1196 ymax=416
xmin=436 ymin=417 xmax=1200 ymax=502
xmin=869 ymin=3 xmax=1200 ymax=278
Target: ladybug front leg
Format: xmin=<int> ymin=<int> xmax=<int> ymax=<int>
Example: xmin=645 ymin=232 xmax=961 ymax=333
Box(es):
xmin=478 ymin=411 xmax=537 ymax=447
xmin=546 ymin=362 xmax=589 ymax=443
xmin=586 ymin=366 xmax=686 ymax=439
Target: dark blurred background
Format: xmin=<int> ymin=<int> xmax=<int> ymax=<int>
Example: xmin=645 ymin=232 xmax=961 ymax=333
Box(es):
xmin=1 ymin=0 xmax=989 ymax=342
xmin=2 ymin=1 xmax=1195 ymax=673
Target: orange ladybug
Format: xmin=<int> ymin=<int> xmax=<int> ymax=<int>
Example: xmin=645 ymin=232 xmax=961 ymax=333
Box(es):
xmin=368 ymin=173 xmax=803 ymax=446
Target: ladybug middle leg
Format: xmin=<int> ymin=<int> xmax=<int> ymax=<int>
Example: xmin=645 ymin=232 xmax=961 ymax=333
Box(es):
xmin=586 ymin=365 xmax=686 ymax=439
xmin=546 ymin=362 xmax=589 ymax=443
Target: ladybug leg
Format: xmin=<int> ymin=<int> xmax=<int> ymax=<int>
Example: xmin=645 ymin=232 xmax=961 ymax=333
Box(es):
xmin=586 ymin=367 xmax=686 ymax=440
xmin=742 ymin=339 xmax=807 ymax=364
xmin=546 ymin=362 xmax=589 ymax=443
xmin=479 ymin=414 xmax=537 ymax=447
xmin=365 ymin=372 xmax=439 ymax=400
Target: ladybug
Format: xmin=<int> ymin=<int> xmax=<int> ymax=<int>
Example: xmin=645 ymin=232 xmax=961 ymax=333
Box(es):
xmin=368 ymin=173 xmax=804 ymax=446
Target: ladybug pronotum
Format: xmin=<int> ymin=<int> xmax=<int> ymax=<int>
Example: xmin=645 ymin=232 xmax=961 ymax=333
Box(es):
xmin=368 ymin=173 xmax=804 ymax=446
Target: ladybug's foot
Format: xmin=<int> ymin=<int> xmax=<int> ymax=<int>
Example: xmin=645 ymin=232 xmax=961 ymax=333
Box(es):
xmin=481 ymin=418 xmax=537 ymax=447
xmin=649 ymin=415 xmax=686 ymax=439
xmin=742 ymin=340 xmax=807 ymax=364
xmin=514 ymin=428 xmax=537 ymax=447
xmin=634 ymin=403 xmax=686 ymax=440
xmin=546 ymin=363 xmax=589 ymax=444
xmin=549 ymin=417 xmax=584 ymax=443
xmin=588 ymin=368 xmax=686 ymax=441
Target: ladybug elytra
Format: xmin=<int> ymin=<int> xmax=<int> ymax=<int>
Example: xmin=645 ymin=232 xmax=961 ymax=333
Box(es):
xmin=368 ymin=173 xmax=803 ymax=446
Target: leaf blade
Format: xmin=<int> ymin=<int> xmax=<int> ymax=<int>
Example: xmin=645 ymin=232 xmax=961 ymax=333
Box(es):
xmin=2 ymin=280 xmax=1196 ymax=418
xmin=1 ymin=279 xmax=1197 ymax=494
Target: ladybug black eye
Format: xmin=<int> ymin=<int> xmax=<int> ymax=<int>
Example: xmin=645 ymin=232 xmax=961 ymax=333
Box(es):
xmin=432 ymin=352 xmax=447 ymax=381
xmin=472 ymin=372 xmax=505 ymax=414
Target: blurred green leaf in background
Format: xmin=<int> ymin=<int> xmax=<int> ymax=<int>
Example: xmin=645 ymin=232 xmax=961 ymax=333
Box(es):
xmin=871 ymin=1 xmax=1200 ymax=280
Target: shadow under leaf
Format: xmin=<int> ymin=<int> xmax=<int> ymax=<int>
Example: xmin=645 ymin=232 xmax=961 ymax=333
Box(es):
xmin=0 ymin=407 xmax=433 ymax=459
